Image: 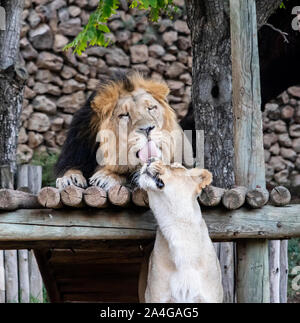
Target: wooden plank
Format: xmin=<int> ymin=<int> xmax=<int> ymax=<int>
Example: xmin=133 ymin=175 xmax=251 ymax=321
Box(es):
xmin=0 ymin=206 xmax=299 ymax=249
xmin=269 ymin=240 xmax=280 ymax=303
xmin=18 ymin=250 xmax=30 ymax=303
xmin=4 ymin=250 xmax=18 ymax=302
xmin=0 ymin=251 xmax=5 ymax=303
xmin=279 ymin=240 xmax=288 ymax=303
xmin=230 ymin=0 xmax=270 ymax=303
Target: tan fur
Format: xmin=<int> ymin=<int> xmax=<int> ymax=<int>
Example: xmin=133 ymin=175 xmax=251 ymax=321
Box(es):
xmin=138 ymin=161 xmax=223 ymax=303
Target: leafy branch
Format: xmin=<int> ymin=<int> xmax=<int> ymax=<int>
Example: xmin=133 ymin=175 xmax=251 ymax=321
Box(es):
xmin=64 ymin=0 xmax=176 ymax=55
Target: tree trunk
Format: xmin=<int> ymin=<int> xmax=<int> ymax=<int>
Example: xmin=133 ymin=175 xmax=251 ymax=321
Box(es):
xmin=0 ymin=0 xmax=27 ymax=174
xmin=185 ymin=0 xmax=282 ymax=303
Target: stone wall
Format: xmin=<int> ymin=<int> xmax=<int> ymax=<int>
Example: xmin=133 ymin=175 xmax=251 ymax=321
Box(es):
xmin=15 ymin=0 xmax=300 ymax=193
xmin=17 ymin=0 xmax=191 ymax=163
xmin=264 ymin=86 xmax=300 ymax=193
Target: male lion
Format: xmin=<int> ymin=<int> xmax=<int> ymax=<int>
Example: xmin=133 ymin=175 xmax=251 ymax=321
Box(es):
xmin=55 ymin=72 xmax=193 ymax=190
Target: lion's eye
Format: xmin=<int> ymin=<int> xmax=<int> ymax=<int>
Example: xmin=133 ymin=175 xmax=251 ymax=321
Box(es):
xmin=118 ymin=112 xmax=130 ymax=119
xmin=148 ymin=105 xmax=157 ymax=111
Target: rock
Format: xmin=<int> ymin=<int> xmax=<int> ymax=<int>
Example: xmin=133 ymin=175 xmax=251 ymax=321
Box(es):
xmin=51 ymin=117 xmax=64 ymax=131
xmin=28 ymin=113 xmax=51 ymax=132
xmin=17 ymin=145 xmax=33 ymax=164
xmin=54 ymin=34 xmax=69 ymax=52
xmin=26 ymin=62 xmax=38 ymax=75
xmin=59 ymin=18 xmax=82 ymax=36
xmin=178 ymin=36 xmax=191 ymax=50
xmin=162 ymin=54 xmax=177 ymax=62
xmin=37 ymin=52 xmax=64 ymax=71
xmin=172 ymin=103 xmax=189 ymax=119
xmin=105 ymin=48 xmax=130 ymax=67
xmin=131 ymin=32 xmax=143 ymax=44
xmin=263 ymin=133 xmax=278 ymax=149
xmin=63 ymin=48 xmax=78 ymax=66
xmin=290 ymin=98 xmax=297 ymax=106
xmin=177 ymin=51 xmax=189 ymax=64
xmin=61 ymin=65 xmax=77 ymax=79
xmin=264 ymin=150 xmax=271 ymax=162
xmin=273 ymin=120 xmax=287 ymax=133
xmin=280 ymin=147 xmax=297 ymax=161
xmin=269 ymin=156 xmax=286 ymax=172
xmin=174 ymin=20 xmax=190 ymax=34
xmin=270 ymin=143 xmax=280 ymax=155
xmin=20 ymin=38 xmax=38 ymax=60
xmin=116 ymin=30 xmax=131 ymax=43
xmin=58 ymin=7 xmax=69 ymax=22
xmin=33 ymin=82 xmax=61 ymax=96
xmin=77 ymin=63 xmax=90 ymax=75
xmin=295 ymin=106 xmax=300 ymax=123
xmin=24 ymin=86 xmax=36 ymax=100
xmin=58 ymin=113 xmax=73 ymax=127
xmin=44 ymin=131 xmax=57 ymax=147
xmin=278 ymin=133 xmax=292 ymax=147
xmin=147 ymin=57 xmax=166 ymax=73
xmin=281 ymin=105 xmax=294 ymax=120
xmin=274 ymin=169 xmax=290 ymax=186
xmin=292 ymin=138 xmax=300 ymax=153
xmin=288 ymin=86 xmax=300 ymax=98
xmin=85 ymin=46 xmax=107 ymax=57
xmin=265 ymin=164 xmax=274 ymax=182
xmin=148 ymin=44 xmax=165 ymax=58
xmin=56 ymin=91 xmax=86 ymax=113
xmin=28 ymin=131 xmax=44 ymax=148
xmin=109 ymin=19 xmax=124 ymax=31
xmin=291 ymin=174 xmax=300 ymax=189
xmin=165 ymin=62 xmax=186 ymax=78
xmin=29 ymin=24 xmax=53 ymax=49
xmin=18 ymin=127 xmax=28 ymax=144
xmin=132 ymin=64 xmax=150 ymax=75
xmin=28 ymin=10 xmax=41 ymax=28
xmin=75 ymin=74 xmax=88 ymax=83
xmin=48 ymin=0 xmax=66 ymax=10
xmin=167 ymin=80 xmax=185 ymax=96
xmin=295 ymin=156 xmax=300 ymax=171
xmin=21 ymin=105 xmax=33 ymax=122
xmin=69 ymin=5 xmax=81 ymax=17
xmin=158 ymin=19 xmax=173 ymax=33
xmin=279 ymin=91 xmax=289 ymax=104
xmin=63 ymin=79 xmax=86 ymax=94
xmin=265 ymin=103 xmax=280 ymax=120
xmin=290 ymin=124 xmax=300 ymax=137
xmin=129 ymin=45 xmax=149 ymax=64
xmin=56 ymin=130 xmax=67 ymax=146
xmin=179 ymin=73 xmax=192 ymax=85
xmin=162 ymin=31 xmax=178 ymax=46
xmin=36 ymin=70 xmax=54 ymax=83
xmin=32 ymin=96 xmax=57 ymax=114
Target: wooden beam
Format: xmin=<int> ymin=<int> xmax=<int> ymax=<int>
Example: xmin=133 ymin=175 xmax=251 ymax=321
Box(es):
xmin=230 ymin=0 xmax=270 ymax=303
xmin=0 ymin=205 xmax=299 ymax=249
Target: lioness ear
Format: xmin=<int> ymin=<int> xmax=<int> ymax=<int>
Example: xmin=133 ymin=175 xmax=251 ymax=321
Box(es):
xmin=188 ymin=168 xmax=213 ymax=192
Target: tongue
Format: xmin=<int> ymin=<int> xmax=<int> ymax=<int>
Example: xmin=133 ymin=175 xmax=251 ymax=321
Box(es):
xmin=138 ymin=141 xmax=160 ymax=163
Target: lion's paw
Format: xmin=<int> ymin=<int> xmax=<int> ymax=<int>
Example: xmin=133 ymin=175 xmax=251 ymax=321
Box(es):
xmin=56 ymin=174 xmax=87 ymax=190
xmin=89 ymin=171 xmax=125 ymax=191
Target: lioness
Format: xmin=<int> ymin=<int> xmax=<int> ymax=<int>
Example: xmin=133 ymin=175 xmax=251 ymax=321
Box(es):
xmin=138 ymin=159 xmax=223 ymax=303
xmin=55 ymin=72 xmax=193 ymax=190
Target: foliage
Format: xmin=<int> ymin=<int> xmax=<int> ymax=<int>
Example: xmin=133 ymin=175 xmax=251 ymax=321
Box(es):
xmin=280 ymin=1 xmax=289 ymax=9
xmin=64 ymin=0 xmax=176 ymax=55
xmin=31 ymin=152 xmax=59 ymax=187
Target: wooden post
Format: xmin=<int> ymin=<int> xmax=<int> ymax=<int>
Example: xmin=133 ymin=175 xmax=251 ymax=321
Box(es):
xmin=279 ymin=240 xmax=288 ymax=303
xmin=230 ymin=0 xmax=270 ymax=303
xmin=0 ymin=251 xmax=5 ymax=303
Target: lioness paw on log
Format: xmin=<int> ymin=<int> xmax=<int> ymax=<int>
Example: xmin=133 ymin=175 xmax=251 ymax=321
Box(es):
xmin=54 ymin=72 xmax=193 ymax=191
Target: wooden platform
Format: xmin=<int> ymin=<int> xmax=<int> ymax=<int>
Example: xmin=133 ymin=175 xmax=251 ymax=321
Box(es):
xmin=1 ymin=205 xmax=300 ymax=302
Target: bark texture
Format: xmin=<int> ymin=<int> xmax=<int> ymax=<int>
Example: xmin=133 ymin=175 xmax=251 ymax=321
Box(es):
xmin=0 ymin=0 xmax=26 ymax=174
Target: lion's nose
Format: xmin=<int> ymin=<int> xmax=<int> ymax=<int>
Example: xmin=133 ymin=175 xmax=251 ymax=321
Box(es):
xmin=139 ymin=125 xmax=155 ymax=137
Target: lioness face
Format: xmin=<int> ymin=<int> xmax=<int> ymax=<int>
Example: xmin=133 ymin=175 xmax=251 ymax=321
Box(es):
xmin=98 ymin=88 xmax=176 ymax=171
xmin=139 ymin=159 xmax=212 ymax=197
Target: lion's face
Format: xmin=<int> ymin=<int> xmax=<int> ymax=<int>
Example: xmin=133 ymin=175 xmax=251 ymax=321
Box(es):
xmin=91 ymin=73 xmax=190 ymax=174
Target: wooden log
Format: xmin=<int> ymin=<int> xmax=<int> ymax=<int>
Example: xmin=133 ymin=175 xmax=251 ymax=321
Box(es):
xmin=83 ymin=186 xmax=108 ymax=208
xmin=29 ymin=251 xmax=43 ymax=302
xmin=280 ymin=240 xmax=288 ymax=303
xmin=0 ymin=189 xmax=40 ymax=211
xmin=38 ymin=187 xmax=63 ymax=209
xmin=108 ymin=185 xmax=130 ymax=207
xmin=61 ymin=185 xmax=84 ymax=208
xmin=230 ymin=0 xmax=270 ymax=303
xmin=0 ymin=165 xmax=14 ymax=189
xmin=222 ymin=186 xmax=248 ymax=210
xmin=246 ymin=187 xmax=269 ymax=209
xmin=18 ymin=250 xmax=30 ymax=303
xmin=269 ymin=240 xmax=280 ymax=303
xmin=0 ymin=251 xmax=5 ymax=303
xmin=132 ymin=188 xmax=149 ymax=207
xmin=4 ymin=250 xmax=18 ymax=303
xmin=199 ymin=185 xmax=225 ymax=207
xmin=270 ymin=186 xmax=291 ymax=206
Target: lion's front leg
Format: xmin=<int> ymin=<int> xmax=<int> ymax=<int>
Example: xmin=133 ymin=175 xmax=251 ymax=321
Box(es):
xmin=56 ymin=169 xmax=88 ymax=190
xmin=89 ymin=167 xmax=126 ymax=191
